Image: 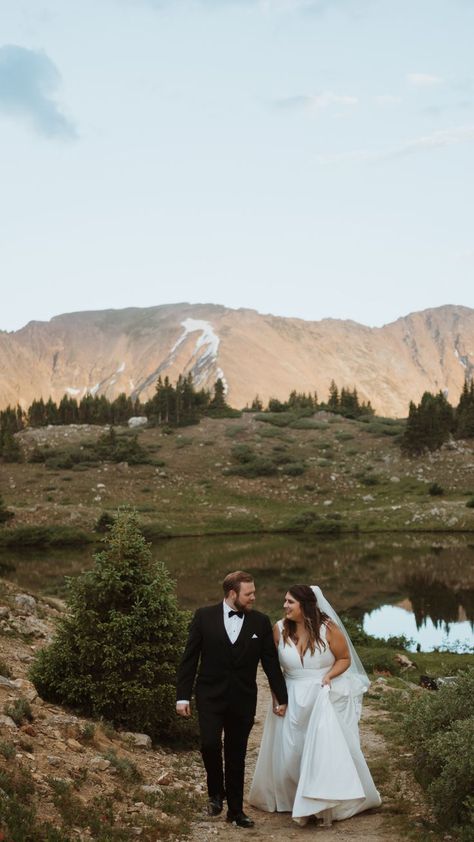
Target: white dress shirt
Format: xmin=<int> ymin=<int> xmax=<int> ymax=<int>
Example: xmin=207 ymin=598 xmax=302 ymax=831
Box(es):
xmin=223 ymin=598 xmax=245 ymax=643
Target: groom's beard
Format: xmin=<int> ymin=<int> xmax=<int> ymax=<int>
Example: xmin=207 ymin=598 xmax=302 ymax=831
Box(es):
xmin=234 ymin=597 xmax=254 ymax=613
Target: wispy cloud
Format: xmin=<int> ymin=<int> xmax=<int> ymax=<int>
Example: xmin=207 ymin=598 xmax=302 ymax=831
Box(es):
xmin=317 ymin=125 xmax=474 ymax=165
xmin=0 ymin=44 xmax=76 ymax=139
xmin=407 ymin=72 xmax=444 ymax=88
xmin=275 ymin=91 xmax=358 ymax=112
xmin=389 ymin=125 xmax=474 ymax=158
xmin=373 ymin=94 xmax=402 ymax=106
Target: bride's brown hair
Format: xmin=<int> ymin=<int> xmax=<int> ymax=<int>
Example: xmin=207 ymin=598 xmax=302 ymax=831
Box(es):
xmin=282 ymin=584 xmax=330 ymax=654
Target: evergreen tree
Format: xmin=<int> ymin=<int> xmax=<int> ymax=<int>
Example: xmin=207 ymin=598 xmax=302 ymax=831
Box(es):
xmin=30 ymin=510 xmax=194 ymax=743
xmin=327 ymin=380 xmax=339 ymax=411
xmin=455 ymin=379 xmax=474 ymax=438
xmin=1 ymin=430 xmax=23 ymax=462
xmin=45 ymin=397 xmax=59 ymax=425
xmin=401 ymin=391 xmax=454 ymax=455
xmin=250 ymin=395 xmax=263 ymax=412
xmin=28 ymin=397 xmax=47 ymax=427
xmin=209 ymin=378 xmax=227 ymax=411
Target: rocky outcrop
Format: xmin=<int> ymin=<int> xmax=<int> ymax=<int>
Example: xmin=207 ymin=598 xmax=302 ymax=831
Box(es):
xmin=1 ymin=303 xmax=474 ymax=417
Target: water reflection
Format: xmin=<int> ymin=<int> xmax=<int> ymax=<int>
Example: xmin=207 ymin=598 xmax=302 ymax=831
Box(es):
xmin=0 ymin=533 xmax=473 ymax=651
xmin=363 ymin=605 xmax=473 ymax=653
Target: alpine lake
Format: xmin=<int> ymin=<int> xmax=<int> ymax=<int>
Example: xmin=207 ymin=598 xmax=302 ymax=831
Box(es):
xmin=1 ymin=531 xmax=473 ymax=653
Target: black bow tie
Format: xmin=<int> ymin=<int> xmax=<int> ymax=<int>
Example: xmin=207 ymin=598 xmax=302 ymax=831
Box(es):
xmin=228 ymin=610 xmax=244 ymax=619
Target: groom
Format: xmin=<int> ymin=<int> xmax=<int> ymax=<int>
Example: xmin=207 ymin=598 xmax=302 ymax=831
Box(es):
xmin=176 ymin=570 xmax=287 ymax=828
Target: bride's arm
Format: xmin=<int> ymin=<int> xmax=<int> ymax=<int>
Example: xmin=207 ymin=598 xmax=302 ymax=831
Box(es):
xmin=271 ymin=622 xmax=287 ymax=716
xmin=322 ymin=622 xmax=351 ymax=686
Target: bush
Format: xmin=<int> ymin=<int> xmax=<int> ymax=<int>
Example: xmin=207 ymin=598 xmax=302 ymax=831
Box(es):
xmin=4 ymin=697 xmax=33 ymax=725
xmin=0 ymin=494 xmax=14 ymax=525
xmin=403 ymin=669 xmax=474 ymax=832
xmin=466 ymin=497 xmax=474 ymax=508
xmin=94 ymin=511 xmax=114 ymax=533
xmin=280 ymin=462 xmax=306 ymax=476
xmin=226 ymin=458 xmax=278 ymax=478
xmin=30 ymin=510 xmax=197 ymax=745
xmin=428 ymin=482 xmax=444 ymax=496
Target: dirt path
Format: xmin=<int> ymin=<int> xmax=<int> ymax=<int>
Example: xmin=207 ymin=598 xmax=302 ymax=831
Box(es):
xmin=188 ymin=671 xmax=403 ymax=842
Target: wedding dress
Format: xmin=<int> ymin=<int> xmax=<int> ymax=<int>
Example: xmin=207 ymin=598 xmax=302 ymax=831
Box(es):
xmin=249 ymin=588 xmax=381 ymax=824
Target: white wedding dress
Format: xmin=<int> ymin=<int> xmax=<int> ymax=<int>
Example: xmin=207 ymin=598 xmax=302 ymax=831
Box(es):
xmin=249 ymin=620 xmax=381 ymax=823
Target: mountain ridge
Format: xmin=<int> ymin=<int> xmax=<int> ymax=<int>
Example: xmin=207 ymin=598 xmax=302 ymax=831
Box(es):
xmin=1 ymin=303 xmax=473 ymax=417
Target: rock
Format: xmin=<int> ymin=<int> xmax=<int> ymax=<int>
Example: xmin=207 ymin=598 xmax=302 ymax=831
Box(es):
xmin=323 ymin=500 xmax=333 ymax=506
xmin=128 ymin=416 xmax=147 ymax=429
xmin=15 ymin=594 xmax=37 ymax=615
xmin=0 ymin=675 xmax=16 ymax=689
xmin=121 ymin=732 xmax=152 ymax=750
xmin=130 ymin=829 xmax=143 ymax=837
xmin=117 ymin=462 xmax=129 ymax=472
xmin=11 ymin=616 xmax=50 ymax=638
xmin=156 ymin=771 xmax=173 ymax=786
xmin=362 ymin=494 xmax=374 ymax=502
xmin=394 ymin=654 xmax=415 ymax=669
xmin=0 ymin=715 xmax=18 ymax=730
xmin=11 ymin=679 xmax=38 ymax=702
xmin=47 ymin=756 xmax=62 ymax=767
xmin=66 ymin=738 xmax=85 ymax=753
xmin=141 ymin=784 xmax=163 ymax=796
xmin=89 ymin=757 xmax=111 ymax=771
xmin=0 ymin=606 xmax=10 ymax=619
xmin=21 ymin=724 xmax=37 ymax=737
xmin=390 ymin=476 xmax=401 ymax=483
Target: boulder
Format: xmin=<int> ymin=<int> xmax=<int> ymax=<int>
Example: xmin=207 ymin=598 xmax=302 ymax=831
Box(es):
xmin=15 ymin=594 xmax=37 ymax=615
xmin=128 ymin=417 xmax=148 ymax=429
xmin=121 ymin=732 xmax=152 ymax=750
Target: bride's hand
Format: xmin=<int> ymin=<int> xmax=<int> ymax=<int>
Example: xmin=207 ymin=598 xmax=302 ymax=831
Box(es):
xmin=321 ymin=674 xmax=331 ymax=687
xmin=273 ymin=703 xmax=287 ymax=717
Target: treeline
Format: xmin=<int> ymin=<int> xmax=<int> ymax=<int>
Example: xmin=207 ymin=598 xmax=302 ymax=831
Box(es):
xmin=249 ymin=380 xmax=375 ymax=419
xmin=402 ymin=380 xmax=474 ymax=455
xmin=0 ymin=376 xmax=237 ymax=462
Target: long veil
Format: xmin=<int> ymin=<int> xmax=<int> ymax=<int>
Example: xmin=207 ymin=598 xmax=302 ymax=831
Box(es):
xmin=311 ymin=585 xmax=369 ymax=716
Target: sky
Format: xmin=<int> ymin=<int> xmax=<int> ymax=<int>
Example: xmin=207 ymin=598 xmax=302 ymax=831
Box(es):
xmin=1 ymin=0 xmax=473 ymax=332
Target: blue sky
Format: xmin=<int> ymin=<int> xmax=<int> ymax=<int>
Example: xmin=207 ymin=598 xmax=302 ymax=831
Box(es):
xmin=1 ymin=0 xmax=473 ymax=331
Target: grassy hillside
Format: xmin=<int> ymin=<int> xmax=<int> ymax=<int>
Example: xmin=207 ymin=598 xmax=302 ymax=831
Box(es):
xmin=1 ymin=411 xmax=474 ymax=544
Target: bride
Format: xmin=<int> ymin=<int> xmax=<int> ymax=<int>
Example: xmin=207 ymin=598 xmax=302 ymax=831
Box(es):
xmin=249 ymin=584 xmax=381 ymax=826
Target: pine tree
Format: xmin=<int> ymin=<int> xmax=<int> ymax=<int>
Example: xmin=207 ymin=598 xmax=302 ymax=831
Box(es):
xmin=327 ymin=380 xmax=339 ymax=411
xmin=455 ymin=380 xmax=474 ymax=438
xmin=30 ymin=511 xmax=195 ymax=744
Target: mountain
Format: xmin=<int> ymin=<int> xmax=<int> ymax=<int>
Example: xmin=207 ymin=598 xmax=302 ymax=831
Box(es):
xmin=1 ymin=303 xmax=473 ymax=417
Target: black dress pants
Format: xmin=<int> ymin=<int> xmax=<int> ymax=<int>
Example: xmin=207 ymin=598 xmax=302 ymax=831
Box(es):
xmin=198 ymin=703 xmax=255 ymax=815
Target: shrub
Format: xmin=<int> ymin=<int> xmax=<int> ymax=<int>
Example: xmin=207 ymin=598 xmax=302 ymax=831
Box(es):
xmin=30 ymin=510 xmax=197 ymax=745
xmin=231 ymin=444 xmax=256 ymax=464
xmin=4 ymin=697 xmax=33 ymax=726
xmin=360 ymin=475 xmax=380 ymax=487
xmin=226 ymin=459 xmax=278 ymax=478
xmin=403 ymin=669 xmax=474 ymax=832
xmin=466 ymin=497 xmax=474 ymax=508
xmin=0 ymin=494 xmax=14 ymax=525
xmin=428 ymin=482 xmax=444 ymax=496
xmin=280 ymin=462 xmax=306 ymax=476
xmin=94 ymin=511 xmax=115 ymax=533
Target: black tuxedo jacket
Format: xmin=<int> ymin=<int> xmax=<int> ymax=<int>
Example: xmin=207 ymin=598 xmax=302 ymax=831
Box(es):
xmin=176 ymin=603 xmax=288 ymax=717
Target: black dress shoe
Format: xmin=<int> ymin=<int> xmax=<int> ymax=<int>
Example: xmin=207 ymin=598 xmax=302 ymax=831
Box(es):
xmin=226 ymin=812 xmax=255 ymax=828
xmin=207 ymin=795 xmax=224 ymax=816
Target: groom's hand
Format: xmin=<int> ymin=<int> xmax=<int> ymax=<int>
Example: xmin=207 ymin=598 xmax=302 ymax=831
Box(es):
xmin=176 ymin=702 xmax=191 ymax=717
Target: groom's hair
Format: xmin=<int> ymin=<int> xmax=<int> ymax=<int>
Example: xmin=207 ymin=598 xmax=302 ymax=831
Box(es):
xmin=223 ymin=570 xmax=254 ymax=596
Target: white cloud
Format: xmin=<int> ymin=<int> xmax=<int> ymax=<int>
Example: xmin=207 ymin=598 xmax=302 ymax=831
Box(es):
xmin=276 ymin=91 xmax=358 ymax=111
xmin=317 ymin=125 xmax=474 ymax=165
xmin=407 ymin=72 xmax=444 ymax=88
